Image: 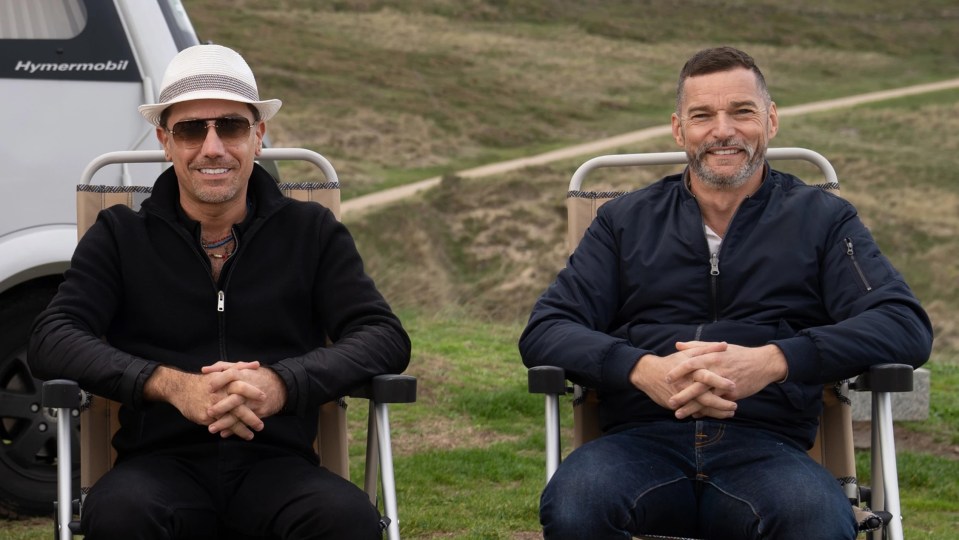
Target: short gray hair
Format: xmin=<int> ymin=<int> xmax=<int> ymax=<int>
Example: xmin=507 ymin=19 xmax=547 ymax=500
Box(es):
xmin=676 ymin=46 xmax=771 ymax=113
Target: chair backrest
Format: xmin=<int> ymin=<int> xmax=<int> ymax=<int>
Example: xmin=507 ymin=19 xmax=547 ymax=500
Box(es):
xmin=565 ymin=148 xmax=856 ymax=492
xmin=75 ymin=149 xmax=352 ymax=491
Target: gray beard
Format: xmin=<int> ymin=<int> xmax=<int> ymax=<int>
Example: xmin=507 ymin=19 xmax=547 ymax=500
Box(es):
xmin=688 ymin=138 xmax=765 ymax=190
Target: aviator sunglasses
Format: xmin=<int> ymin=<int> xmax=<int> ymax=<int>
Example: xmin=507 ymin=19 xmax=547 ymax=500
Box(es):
xmin=166 ymin=117 xmax=257 ymax=148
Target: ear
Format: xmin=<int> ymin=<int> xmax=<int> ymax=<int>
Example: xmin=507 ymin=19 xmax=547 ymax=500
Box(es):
xmin=766 ymin=101 xmax=779 ymax=140
xmin=254 ymin=121 xmax=267 ymax=156
xmin=671 ymin=112 xmax=684 ymax=146
xmin=156 ymin=126 xmax=172 ymax=161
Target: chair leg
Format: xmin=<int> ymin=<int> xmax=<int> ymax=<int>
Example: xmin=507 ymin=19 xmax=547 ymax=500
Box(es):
xmin=375 ymin=402 xmax=401 ymax=540
xmin=364 ymin=402 xmax=380 ymax=505
xmin=56 ymin=406 xmax=74 ymax=540
xmin=544 ymin=394 xmax=561 ymax=483
xmin=869 ymin=401 xmax=883 ymax=540
xmin=873 ymin=391 xmax=904 ymax=540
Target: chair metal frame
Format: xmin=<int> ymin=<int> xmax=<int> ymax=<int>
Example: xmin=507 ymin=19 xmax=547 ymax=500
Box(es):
xmin=42 ymin=148 xmax=416 ymax=540
xmin=528 ymin=147 xmax=914 ymax=540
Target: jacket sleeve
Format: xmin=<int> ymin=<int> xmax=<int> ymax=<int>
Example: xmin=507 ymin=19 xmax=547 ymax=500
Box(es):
xmin=28 ymin=211 xmax=157 ymax=409
xmin=270 ymin=213 xmax=411 ymax=415
xmin=771 ymin=202 xmax=932 ymax=384
xmin=519 ymin=205 xmax=649 ymax=391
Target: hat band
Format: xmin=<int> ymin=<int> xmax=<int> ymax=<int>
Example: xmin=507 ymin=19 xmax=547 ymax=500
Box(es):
xmin=158 ymin=73 xmax=260 ymax=104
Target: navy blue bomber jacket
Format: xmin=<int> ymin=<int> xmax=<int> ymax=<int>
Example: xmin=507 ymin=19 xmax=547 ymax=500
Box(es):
xmin=519 ymin=165 xmax=932 ymax=449
xmin=29 ymin=164 xmax=411 ymax=461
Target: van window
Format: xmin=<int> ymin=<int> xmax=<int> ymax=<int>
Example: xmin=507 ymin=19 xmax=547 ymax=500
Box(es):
xmin=0 ymin=0 xmax=139 ymax=81
xmin=157 ymin=0 xmax=200 ymax=50
xmin=0 ymin=0 xmax=86 ymax=39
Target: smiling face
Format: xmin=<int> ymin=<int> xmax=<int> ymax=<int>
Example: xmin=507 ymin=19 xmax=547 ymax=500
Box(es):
xmin=157 ymin=98 xmax=266 ymax=215
xmin=671 ymin=67 xmax=778 ymax=191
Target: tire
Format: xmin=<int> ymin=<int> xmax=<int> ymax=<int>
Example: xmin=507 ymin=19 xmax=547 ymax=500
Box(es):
xmin=0 ymin=276 xmax=79 ymax=518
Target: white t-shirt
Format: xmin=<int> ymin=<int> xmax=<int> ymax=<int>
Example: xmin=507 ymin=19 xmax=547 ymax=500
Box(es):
xmin=705 ymin=224 xmax=723 ymax=255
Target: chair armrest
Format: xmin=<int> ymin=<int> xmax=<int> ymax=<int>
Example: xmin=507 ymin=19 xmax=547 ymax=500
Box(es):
xmin=373 ymin=374 xmax=417 ymax=404
xmin=350 ymin=375 xmax=417 ymax=404
xmin=528 ymin=366 xmax=568 ymax=394
xmin=42 ymin=379 xmax=81 ymax=408
xmin=850 ymin=364 xmax=914 ymax=393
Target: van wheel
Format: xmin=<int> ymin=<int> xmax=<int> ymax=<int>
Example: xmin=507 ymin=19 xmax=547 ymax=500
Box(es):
xmin=0 ymin=277 xmax=79 ymax=518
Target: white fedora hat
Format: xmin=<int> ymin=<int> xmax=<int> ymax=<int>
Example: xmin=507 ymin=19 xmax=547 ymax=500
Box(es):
xmin=138 ymin=44 xmax=282 ymax=126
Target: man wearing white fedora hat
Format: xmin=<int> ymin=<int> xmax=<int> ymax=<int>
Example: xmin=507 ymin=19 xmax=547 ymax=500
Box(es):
xmin=30 ymin=44 xmax=411 ymax=539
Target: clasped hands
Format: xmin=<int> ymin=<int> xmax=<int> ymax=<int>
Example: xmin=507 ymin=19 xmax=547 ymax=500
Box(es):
xmin=146 ymin=361 xmax=287 ymax=441
xmin=630 ymin=341 xmax=788 ymax=420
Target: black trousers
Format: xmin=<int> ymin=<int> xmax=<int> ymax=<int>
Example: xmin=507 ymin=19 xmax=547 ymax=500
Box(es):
xmin=81 ymin=441 xmax=382 ymax=540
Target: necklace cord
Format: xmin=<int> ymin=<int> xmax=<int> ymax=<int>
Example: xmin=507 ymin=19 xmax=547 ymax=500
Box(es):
xmin=201 ymin=233 xmax=235 ymax=249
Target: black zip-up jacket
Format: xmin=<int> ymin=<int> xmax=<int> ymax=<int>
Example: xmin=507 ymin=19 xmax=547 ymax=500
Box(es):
xmin=29 ymin=164 xmax=411 ymax=460
xmin=519 ymin=166 xmax=932 ymax=449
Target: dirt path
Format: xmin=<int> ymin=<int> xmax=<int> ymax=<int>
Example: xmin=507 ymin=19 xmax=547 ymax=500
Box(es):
xmin=341 ymin=77 xmax=959 ymax=217
xmin=854 ymin=422 xmax=959 ymax=460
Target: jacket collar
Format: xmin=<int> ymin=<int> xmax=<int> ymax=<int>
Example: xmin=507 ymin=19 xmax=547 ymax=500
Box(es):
xmin=142 ymin=163 xmax=291 ymax=234
xmin=681 ymin=161 xmax=775 ymax=200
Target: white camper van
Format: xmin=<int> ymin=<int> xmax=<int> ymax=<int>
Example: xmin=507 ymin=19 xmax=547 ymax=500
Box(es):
xmin=0 ymin=0 xmax=202 ymax=517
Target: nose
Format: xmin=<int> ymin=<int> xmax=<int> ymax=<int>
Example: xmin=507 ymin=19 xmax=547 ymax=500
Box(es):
xmin=199 ymin=122 xmax=226 ymax=155
xmin=711 ymin=112 xmax=737 ymax=139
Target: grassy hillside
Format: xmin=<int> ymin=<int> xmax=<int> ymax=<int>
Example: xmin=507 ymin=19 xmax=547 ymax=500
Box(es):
xmin=188 ymin=1 xmax=959 ymax=197
xmin=347 ymin=89 xmax=959 ymax=355
xmin=185 ymin=0 xmax=959 ymax=351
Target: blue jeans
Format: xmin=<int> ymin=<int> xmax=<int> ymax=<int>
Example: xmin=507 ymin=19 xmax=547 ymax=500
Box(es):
xmin=540 ymin=420 xmax=857 ymax=539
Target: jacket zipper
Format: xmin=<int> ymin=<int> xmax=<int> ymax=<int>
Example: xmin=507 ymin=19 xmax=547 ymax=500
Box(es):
xmin=160 ymin=219 xmax=231 ymax=361
xmin=153 ymin=192 xmax=277 ymax=363
xmin=844 ymin=237 xmax=873 ymax=292
xmin=709 ymin=251 xmax=720 ymax=322
xmin=217 ymin=289 xmax=228 ymax=360
xmin=700 ymin=195 xmax=749 ymax=323
xmin=215 ymin=227 xmax=240 ymax=360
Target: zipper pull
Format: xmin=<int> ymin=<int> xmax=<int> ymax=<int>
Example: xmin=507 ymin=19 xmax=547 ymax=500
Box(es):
xmin=709 ymin=252 xmax=720 ymax=276
xmin=217 ymin=291 xmax=225 ymax=312
xmin=845 ymin=238 xmax=854 ymax=256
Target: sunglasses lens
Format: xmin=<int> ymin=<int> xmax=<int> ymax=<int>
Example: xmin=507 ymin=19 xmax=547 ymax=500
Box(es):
xmin=170 ymin=118 xmax=252 ymax=147
xmin=215 ymin=118 xmax=252 ymax=141
xmin=171 ymin=120 xmax=209 ymax=145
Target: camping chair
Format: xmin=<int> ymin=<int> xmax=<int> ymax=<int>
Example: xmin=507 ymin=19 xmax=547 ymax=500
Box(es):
xmin=40 ymin=148 xmax=416 ymax=540
xmin=527 ymin=147 xmax=915 ymax=540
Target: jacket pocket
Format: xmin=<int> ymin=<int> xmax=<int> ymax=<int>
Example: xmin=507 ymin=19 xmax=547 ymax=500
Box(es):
xmin=842 ymin=237 xmax=873 ymax=292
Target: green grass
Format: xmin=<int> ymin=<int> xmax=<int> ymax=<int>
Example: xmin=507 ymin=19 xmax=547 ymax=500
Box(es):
xmin=5 ymin=311 xmax=957 ymax=539
xmin=377 ymin=311 xmax=957 ymax=540
xmin=856 ymin=451 xmax=959 ymax=538
xmin=385 ymin=310 xmax=954 ymax=539
xmin=906 ymin=363 xmax=959 ymax=446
